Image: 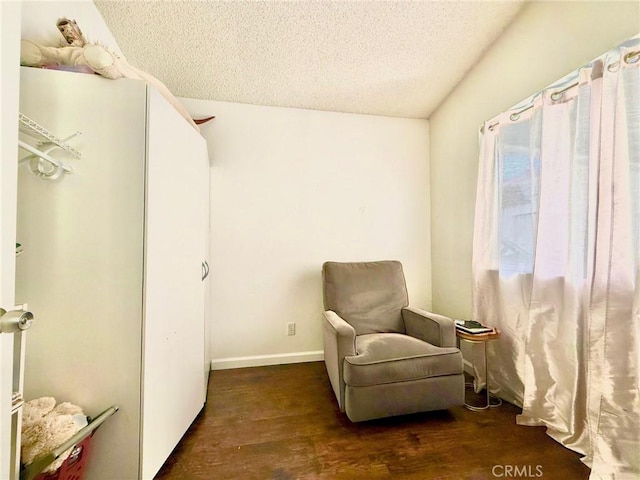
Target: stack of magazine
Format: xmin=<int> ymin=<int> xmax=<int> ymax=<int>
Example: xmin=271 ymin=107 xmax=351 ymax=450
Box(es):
xmin=455 ymin=319 xmax=494 ymax=334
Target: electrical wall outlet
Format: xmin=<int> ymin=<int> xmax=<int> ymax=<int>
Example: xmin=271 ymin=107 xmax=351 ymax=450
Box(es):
xmin=287 ymin=322 xmax=296 ymax=336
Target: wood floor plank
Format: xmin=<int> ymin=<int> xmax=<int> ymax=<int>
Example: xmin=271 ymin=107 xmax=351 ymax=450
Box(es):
xmin=154 ymin=362 xmax=590 ymax=479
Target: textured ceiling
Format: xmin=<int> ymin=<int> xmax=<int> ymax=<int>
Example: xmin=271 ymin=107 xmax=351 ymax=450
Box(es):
xmin=94 ymin=1 xmax=525 ymax=119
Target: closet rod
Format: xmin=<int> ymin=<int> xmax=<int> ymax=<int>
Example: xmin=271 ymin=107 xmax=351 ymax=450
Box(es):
xmin=18 ymin=140 xmax=74 ymax=174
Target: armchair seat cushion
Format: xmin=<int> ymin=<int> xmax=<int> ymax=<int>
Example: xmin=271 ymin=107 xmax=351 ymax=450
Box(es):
xmin=344 ymin=333 xmax=463 ymax=387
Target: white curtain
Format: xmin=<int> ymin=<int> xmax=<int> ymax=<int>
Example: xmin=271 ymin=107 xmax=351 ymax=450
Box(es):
xmin=473 ymin=36 xmax=639 ymax=478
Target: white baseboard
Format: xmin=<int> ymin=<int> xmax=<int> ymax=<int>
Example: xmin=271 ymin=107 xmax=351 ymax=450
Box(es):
xmin=210 ymin=350 xmax=324 ymax=370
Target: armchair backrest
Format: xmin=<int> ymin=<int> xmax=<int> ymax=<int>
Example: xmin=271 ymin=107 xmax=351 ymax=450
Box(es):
xmin=322 ymin=261 xmax=408 ymax=335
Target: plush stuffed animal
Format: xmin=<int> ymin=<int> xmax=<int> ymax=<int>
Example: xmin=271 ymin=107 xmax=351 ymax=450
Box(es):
xmin=20 ymin=36 xmax=207 ymax=131
xmin=21 ymin=397 xmax=87 ymax=473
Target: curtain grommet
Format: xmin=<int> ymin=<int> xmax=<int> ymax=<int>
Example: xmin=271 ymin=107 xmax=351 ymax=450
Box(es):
xmin=624 ymin=51 xmax=640 ymax=64
xmin=607 ymin=61 xmax=620 ymax=72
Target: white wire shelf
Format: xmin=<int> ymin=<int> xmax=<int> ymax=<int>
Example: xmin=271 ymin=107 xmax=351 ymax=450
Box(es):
xmin=18 ymin=113 xmax=81 ymax=158
xmin=11 ymin=392 xmax=23 ymax=414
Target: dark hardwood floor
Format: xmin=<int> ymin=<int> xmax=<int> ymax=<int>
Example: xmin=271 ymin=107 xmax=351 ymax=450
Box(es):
xmin=154 ymin=362 xmax=590 ymax=479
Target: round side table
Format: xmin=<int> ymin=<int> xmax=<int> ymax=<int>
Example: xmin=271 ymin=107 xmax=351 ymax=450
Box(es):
xmin=456 ymin=328 xmax=502 ymax=411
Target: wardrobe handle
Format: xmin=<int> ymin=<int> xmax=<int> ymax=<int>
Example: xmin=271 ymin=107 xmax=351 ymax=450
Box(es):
xmin=202 ymin=261 xmax=210 ymax=281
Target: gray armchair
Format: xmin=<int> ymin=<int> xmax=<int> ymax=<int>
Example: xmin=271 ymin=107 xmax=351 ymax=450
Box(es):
xmin=322 ymin=260 xmax=464 ymax=422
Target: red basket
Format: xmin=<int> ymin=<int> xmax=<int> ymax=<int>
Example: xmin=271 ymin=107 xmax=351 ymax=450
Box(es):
xmin=33 ymin=434 xmax=93 ymax=480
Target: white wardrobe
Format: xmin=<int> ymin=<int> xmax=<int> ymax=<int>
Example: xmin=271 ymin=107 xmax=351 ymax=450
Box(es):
xmin=16 ymin=67 xmax=210 ymax=479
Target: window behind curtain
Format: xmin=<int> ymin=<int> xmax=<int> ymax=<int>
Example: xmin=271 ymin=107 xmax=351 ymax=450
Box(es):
xmin=498 ymin=116 xmax=540 ymax=277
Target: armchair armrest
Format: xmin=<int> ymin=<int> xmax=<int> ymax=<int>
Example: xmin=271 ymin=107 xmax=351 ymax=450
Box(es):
xmin=322 ymin=310 xmax=356 ymax=411
xmin=402 ymin=307 xmax=457 ymax=348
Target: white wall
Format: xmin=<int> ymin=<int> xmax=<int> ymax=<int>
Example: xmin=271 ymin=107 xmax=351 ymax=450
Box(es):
xmin=181 ymin=99 xmax=431 ymax=367
xmin=429 ymin=1 xmax=640 ymax=319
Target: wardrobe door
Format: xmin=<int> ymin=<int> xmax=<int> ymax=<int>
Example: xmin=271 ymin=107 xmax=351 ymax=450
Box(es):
xmin=142 ymin=86 xmax=207 ymax=479
xmin=202 ymin=147 xmax=211 ymax=400
xmin=17 ymin=67 xmax=147 ymax=480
